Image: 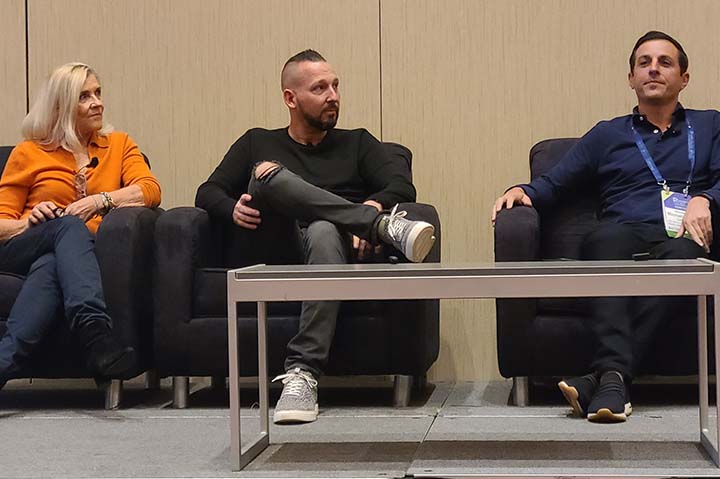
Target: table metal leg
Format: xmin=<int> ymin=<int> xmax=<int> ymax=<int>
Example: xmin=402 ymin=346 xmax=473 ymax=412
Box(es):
xmin=228 ymin=296 xmax=241 ymax=469
xmin=699 ymin=295 xmax=720 ymax=466
xmin=229 ymin=300 xmax=270 ymax=471
xmin=258 ymin=300 xmax=270 ymax=450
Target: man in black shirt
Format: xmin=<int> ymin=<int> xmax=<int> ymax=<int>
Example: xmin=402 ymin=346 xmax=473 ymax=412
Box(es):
xmin=196 ymin=50 xmax=435 ymax=424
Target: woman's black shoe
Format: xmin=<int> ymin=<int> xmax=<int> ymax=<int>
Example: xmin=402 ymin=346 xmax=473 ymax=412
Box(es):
xmin=79 ymin=322 xmax=136 ymax=377
xmin=86 ymin=339 xmax=136 ymax=377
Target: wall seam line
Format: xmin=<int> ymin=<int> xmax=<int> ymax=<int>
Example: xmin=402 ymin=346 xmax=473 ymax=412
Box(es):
xmin=378 ymin=0 xmax=383 ymax=141
xmin=24 ymin=0 xmax=29 ymax=113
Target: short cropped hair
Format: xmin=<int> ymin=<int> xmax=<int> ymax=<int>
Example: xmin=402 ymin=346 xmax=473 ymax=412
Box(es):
xmin=629 ymin=31 xmax=688 ymax=74
xmin=281 ymin=49 xmax=326 ymax=88
xmin=21 ymin=62 xmax=113 ymax=152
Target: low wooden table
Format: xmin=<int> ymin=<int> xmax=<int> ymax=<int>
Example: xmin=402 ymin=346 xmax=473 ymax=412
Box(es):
xmin=226 ymin=259 xmax=720 ymax=470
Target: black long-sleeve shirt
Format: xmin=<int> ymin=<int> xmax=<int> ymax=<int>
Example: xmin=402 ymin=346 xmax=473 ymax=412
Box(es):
xmin=521 ymin=106 xmax=720 ymax=225
xmin=196 ymin=127 xmax=416 ymax=222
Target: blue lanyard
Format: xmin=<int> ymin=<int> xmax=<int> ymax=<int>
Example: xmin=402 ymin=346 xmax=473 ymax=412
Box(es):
xmin=630 ymin=117 xmax=695 ymax=196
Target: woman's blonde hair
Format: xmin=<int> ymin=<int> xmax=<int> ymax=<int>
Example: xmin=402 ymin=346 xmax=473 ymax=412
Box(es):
xmin=21 ymin=62 xmax=113 ymax=152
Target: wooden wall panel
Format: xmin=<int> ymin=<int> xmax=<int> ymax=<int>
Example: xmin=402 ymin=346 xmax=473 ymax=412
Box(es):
xmin=27 ymin=0 xmax=381 ymax=207
xmin=0 ymin=1 xmax=26 ymax=145
xmin=381 ymin=0 xmax=720 ymax=380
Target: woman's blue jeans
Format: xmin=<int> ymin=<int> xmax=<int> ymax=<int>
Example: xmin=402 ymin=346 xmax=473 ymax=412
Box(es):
xmin=0 ymin=216 xmax=110 ymax=381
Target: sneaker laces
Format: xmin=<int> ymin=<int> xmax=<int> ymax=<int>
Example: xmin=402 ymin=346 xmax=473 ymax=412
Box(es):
xmin=272 ymin=368 xmax=317 ymax=397
xmin=385 ymin=204 xmax=409 ymax=242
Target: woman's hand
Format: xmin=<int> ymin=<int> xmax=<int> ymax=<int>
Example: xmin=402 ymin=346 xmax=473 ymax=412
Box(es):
xmin=64 ymin=195 xmax=101 ymax=222
xmin=29 ymin=201 xmax=61 ymax=225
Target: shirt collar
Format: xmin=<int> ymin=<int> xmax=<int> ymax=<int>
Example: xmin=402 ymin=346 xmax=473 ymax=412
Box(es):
xmin=36 ymin=131 xmax=109 ymax=152
xmin=90 ymin=132 xmax=109 ymax=148
xmin=632 ymin=103 xmax=686 ymax=125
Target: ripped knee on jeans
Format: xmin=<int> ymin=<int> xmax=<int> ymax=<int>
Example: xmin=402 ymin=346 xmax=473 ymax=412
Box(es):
xmin=252 ymin=161 xmax=282 ymax=181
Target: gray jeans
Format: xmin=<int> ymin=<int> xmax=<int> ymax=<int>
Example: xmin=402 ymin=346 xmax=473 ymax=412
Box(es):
xmin=247 ymin=164 xmax=383 ymax=377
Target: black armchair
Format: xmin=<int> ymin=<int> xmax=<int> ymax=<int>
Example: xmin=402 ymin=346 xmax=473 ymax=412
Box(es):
xmin=494 ymin=138 xmax=705 ymax=405
xmin=0 ymin=146 xmax=159 ymax=408
xmin=153 ymin=143 xmax=441 ymax=407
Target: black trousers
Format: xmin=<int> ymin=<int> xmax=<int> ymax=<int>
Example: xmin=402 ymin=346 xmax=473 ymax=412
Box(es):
xmin=580 ymin=222 xmax=708 ymax=379
xmin=247 ymin=165 xmax=384 ymax=377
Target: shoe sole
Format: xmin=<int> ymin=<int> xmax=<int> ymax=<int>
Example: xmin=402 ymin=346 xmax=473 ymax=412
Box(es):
xmin=587 ymin=402 xmax=633 ymax=423
xmin=273 ymin=404 xmax=319 ymax=424
xmin=557 ymin=380 xmax=584 ymax=416
xmin=405 ymin=223 xmax=436 ymax=263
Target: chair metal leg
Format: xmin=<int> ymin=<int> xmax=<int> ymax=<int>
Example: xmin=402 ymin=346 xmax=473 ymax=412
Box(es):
xmin=210 ymin=376 xmax=227 ymax=390
xmin=393 ymin=375 xmax=413 ymax=407
xmin=173 ymin=376 xmax=189 ymax=409
xmin=512 ymin=376 xmax=529 ymax=406
xmin=104 ymin=379 xmax=123 ymax=410
xmin=144 ymin=369 xmax=160 ymax=390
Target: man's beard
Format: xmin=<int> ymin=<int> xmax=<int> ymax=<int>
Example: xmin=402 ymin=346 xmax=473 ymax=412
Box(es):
xmin=302 ymin=105 xmax=339 ymax=131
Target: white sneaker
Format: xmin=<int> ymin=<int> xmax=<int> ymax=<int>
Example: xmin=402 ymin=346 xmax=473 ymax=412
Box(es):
xmin=379 ymin=204 xmax=435 ymax=263
xmin=272 ymin=367 xmax=318 ymax=424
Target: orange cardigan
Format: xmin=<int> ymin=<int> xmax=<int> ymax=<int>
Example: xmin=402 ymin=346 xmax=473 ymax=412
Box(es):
xmin=0 ymin=131 xmax=161 ymax=233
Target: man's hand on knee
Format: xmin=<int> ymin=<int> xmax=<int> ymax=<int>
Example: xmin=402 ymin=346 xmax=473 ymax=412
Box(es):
xmin=353 ymin=235 xmax=382 ymax=261
xmin=233 ymin=193 xmax=261 ymax=230
xmin=677 ymin=196 xmax=712 ymax=253
xmin=354 ymin=199 xmax=384 ymax=261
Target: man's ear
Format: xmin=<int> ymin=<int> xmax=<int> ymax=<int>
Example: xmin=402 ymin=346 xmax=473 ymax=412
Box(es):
xmin=283 ymin=89 xmax=297 ymax=109
xmin=680 ymin=71 xmax=690 ymax=91
xmin=628 ymin=71 xmax=635 ymax=90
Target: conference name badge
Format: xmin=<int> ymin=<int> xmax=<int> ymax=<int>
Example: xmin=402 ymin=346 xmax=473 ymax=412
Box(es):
xmin=661 ymin=190 xmax=689 ymax=238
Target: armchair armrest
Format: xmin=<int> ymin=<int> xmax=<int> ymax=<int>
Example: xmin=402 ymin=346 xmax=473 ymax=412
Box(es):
xmin=95 ymin=206 xmax=160 ymax=375
xmin=153 ymin=206 xmax=216 ymax=322
xmin=154 ymin=207 xmax=229 ymax=367
xmin=493 ymin=206 xmax=540 ymax=262
xmin=493 ymin=206 xmax=540 ymax=378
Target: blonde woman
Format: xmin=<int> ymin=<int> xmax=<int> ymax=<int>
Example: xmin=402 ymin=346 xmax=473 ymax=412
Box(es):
xmin=0 ymin=63 xmax=161 ymax=388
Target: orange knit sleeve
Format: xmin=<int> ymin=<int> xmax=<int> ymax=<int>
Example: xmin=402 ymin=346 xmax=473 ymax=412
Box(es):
xmin=0 ymin=145 xmax=33 ymax=220
xmin=118 ymin=134 xmax=162 ymax=207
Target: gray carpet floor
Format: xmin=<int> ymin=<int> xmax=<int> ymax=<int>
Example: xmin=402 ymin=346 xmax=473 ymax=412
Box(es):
xmin=0 ymin=378 xmax=719 ymax=478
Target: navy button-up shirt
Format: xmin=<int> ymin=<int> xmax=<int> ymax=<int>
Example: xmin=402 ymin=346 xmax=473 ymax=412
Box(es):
xmin=521 ymin=105 xmax=720 ymax=226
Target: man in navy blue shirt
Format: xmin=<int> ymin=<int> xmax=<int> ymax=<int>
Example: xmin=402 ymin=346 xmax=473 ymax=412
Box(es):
xmin=492 ymin=31 xmax=720 ymax=422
